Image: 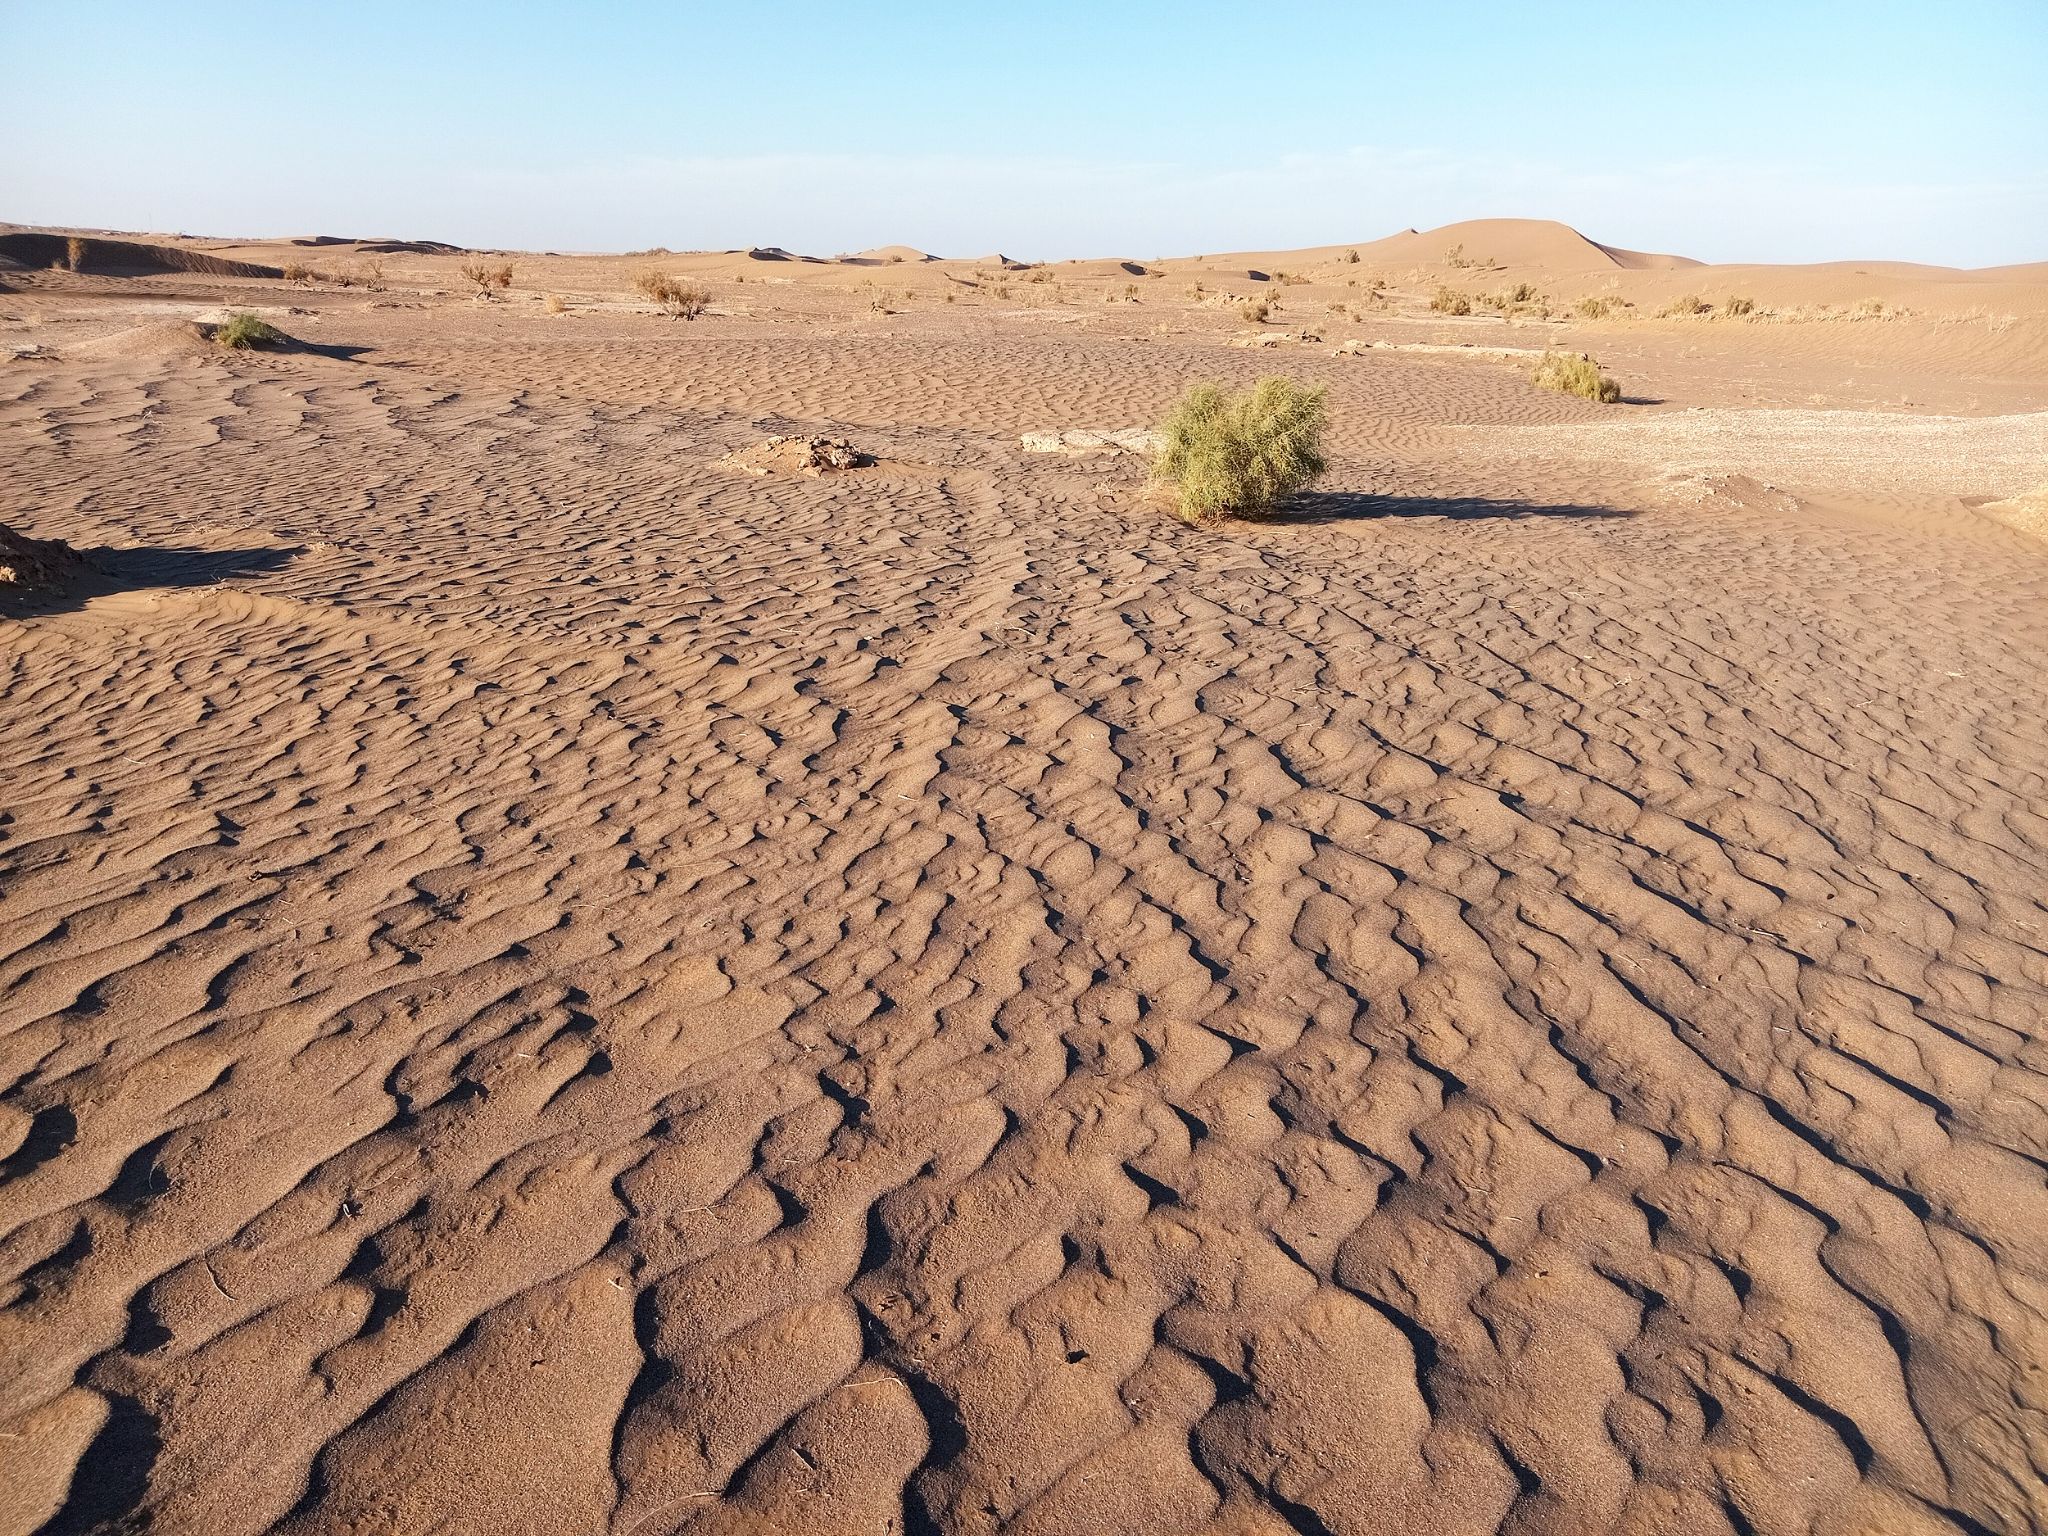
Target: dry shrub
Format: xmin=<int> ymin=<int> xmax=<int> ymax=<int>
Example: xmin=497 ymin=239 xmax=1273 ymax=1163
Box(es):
xmin=1345 ymin=249 xmax=1360 ymax=263
xmin=460 ymin=259 xmax=515 ymax=294
xmin=1531 ymin=351 xmax=1621 ymax=403
xmin=1430 ymin=286 xmax=1472 ymax=316
xmin=282 ymin=260 xmax=312 ymax=284
xmin=1240 ymin=298 xmax=1271 ymax=324
xmin=1659 ymin=293 xmax=1708 ymax=318
xmin=544 ymin=292 xmax=568 ymax=315
xmin=634 ymin=270 xmax=709 ymax=320
xmin=1723 ymin=295 xmax=1756 ymax=317
xmin=66 ymin=236 xmax=88 ymax=272
xmin=1153 ymin=377 xmax=1328 ymax=526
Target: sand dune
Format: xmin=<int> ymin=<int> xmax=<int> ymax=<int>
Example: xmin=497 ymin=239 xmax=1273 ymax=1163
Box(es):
xmin=2 ymin=225 xmax=2046 ymax=1536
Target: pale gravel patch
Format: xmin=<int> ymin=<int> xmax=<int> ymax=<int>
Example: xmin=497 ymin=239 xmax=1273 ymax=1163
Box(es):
xmin=1462 ymin=407 xmax=2048 ymax=499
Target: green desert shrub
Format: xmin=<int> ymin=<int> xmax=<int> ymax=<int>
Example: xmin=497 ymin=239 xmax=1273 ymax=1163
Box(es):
xmin=214 ymin=312 xmax=283 ymax=349
xmin=1430 ymin=285 xmax=1472 ymax=315
xmin=1531 ymin=351 xmax=1621 ymax=403
xmin=1153 ymin=377 xmax=1328 ymax=525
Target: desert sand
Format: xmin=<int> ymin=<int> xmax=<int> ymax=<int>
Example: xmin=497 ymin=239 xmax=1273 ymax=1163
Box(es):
xmin=2 ymin=218 xmax=2045 ymax=1536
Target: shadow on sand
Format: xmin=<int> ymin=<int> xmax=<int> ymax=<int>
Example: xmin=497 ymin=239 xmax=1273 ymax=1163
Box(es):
xmin=1279 ymin=491 xmax=1635 ymax=524
xmin=0 ymin=544 xmax=303 ymax=620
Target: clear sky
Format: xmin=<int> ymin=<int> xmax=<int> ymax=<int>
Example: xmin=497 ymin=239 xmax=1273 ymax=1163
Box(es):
xmin=5 ymin=1 xmax=2043 ymax=266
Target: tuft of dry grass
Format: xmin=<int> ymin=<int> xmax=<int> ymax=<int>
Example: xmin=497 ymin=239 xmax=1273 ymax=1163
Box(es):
xmin=1240 ymin=298 xmax=1272 ymax=324
xmin=282 ymin=261 xmax=312 ymax=285
xmin=544 ymin=293 xmax=568 ymax=316
xmin=633 ymin=271 xmax=709 ymax=320
xmin=1430 ymin=286 xmax=1473 ymax=316
xmin=1531 ymin=351 xmax=1622 ymax=403
xmin=66 ymin=236 xmax=87 ymax=272
xmin=1658 ymin=293 xmax=1709 ymax=318
xmin=1723 ymin=295 xmax=1756 ymax=317
xmin=1152 ymin=377 xmax=1328 ymax=526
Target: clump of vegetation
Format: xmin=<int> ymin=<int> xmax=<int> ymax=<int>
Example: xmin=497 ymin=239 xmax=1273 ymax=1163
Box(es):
xmin=1430 ymin=286 xmax=1473 ymax=315
xmin=1240 ymin=298 xmax=1271 ymax=324
xmin=459 ymin=259 xmax=515 ymax=295
xmin=634 ymin=270 xmax=709 ymax=320
xmin=1345 ymin=249 xmax=1360 ymax=264
xmin=1152 ymin=377 xmax=1328 ymax=526
xmin=1531 ymin=351 xmax=1621 ymax=403
xmin=65 ymin=235 xmax=89 ymax=272
xmin=1443 ymin=243 xmax=1472 ymax=268
xmin=1658 ymin=293 xmax=1708 ymax=318
xmin=1480 ymin=282 xmax=1549 ymax=317
xmin=214 ymin=312 xmax=284 ymax=349
xmin=1853 ymin=296 xmax=1887 ymax=319
xmin=544 ymin=292 xmax=568 ymax=315
xmin=1723 ymin=295 xmax=1756 ymax=317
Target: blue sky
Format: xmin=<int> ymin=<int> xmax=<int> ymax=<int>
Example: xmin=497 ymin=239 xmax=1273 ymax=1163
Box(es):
xmin=4 ymin=1 xmax=2043 ymax=265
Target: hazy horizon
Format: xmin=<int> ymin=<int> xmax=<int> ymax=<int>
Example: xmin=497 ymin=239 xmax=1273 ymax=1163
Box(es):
xmin=5 ymin=0 xmax=2044 ymax=268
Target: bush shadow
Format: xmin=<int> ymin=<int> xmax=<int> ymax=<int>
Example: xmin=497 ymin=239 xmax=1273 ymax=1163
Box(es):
xmin=1279 ymin=491 xmax=1635 ymax=524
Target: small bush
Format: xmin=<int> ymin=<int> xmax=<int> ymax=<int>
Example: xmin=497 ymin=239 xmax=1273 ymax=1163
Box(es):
xmin=1723 ymin=295 xmax=1756 ymax=317
xmin=1153 ymin=377 xmax=1328 ymax=525
xmin=1658 ymin=293 xmax=1708 ymax=318
xmin=1431 ymin=286 xmax=1472 ymax=315
xmin=66 ymin=235 xmax=88 ymax=272
xmin=1240 ymin=298 xmax=1271 ymax=324
xmin=1531 ymin=351 xmax=1621 ymax=403
xmin=215 ymin=312 xmax=283 ymax=349
xmin=282 ymin=260 xmax=312 ymax=284
xmin=634 ymin=270 xmax=709 ymax=320
xmin=545 ymin=292 xmax=568 ymax=315
xmin=460 ymin=259 xmax=514 ymax=294
xmin=1345 ymin=249 xmax=1360 ymax=263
